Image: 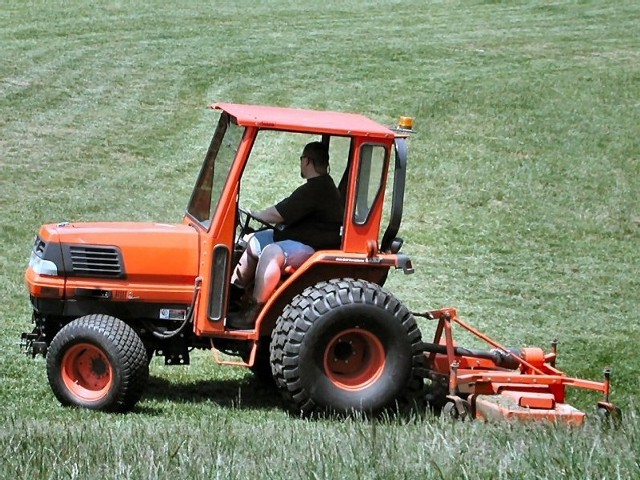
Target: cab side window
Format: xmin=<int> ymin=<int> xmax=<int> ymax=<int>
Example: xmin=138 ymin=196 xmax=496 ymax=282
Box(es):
xmin=353 ymin=144 xmax=387 ymax=225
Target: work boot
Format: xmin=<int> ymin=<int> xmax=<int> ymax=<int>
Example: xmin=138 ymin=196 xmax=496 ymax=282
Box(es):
xmin=228 ymin=284 xmax=245 ymax=312
xmin=226 ymin=302 xmax=262 ymax=330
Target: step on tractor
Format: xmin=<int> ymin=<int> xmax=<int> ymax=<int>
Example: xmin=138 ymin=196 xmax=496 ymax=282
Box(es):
xmin=22 ymin=103 xmax=618 ymax=423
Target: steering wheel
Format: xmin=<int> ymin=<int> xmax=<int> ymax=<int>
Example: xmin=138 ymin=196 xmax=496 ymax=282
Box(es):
xmin=237 ymin=206 xmax=275 ymax=236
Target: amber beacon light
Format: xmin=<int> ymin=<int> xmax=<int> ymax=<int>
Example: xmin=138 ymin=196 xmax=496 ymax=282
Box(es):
xmin=398 ymin=116 xmax=414 ymax=130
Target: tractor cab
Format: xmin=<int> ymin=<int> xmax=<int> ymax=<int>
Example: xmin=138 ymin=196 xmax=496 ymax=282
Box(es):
xmin=184 ymin=103 xmax=414 ymax=340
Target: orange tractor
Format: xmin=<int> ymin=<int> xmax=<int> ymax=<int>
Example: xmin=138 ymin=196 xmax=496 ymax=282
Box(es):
xmin=22 ymin=103 xmax=617 ymax=423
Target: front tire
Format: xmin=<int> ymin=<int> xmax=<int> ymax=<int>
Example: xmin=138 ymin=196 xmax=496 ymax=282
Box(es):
xmin=270 ymin=279 xmax=425 ymax=416
xmin=46 ymin=314 xmax=149 ymax=412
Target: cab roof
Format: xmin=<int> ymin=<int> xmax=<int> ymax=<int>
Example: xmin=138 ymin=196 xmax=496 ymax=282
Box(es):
xmin=212 ymin=102 xmax=396 ymax=139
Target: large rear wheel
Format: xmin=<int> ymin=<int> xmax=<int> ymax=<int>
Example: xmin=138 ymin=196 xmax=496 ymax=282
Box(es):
xmin=47 ymin=314 xmax=149 ymax=412
xmin=270 ymin=279 xmax=425 ymax=416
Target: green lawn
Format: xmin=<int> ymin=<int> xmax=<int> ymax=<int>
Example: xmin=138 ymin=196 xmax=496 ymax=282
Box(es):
xmin=1 ymin=1 xmax=639 ymax=478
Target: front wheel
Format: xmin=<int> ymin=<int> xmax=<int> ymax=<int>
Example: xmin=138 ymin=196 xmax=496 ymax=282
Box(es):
xmin=46 ymin=314 xmax=149 ymax=412
xmin=270 ymin=279 xmax=425 ymax=416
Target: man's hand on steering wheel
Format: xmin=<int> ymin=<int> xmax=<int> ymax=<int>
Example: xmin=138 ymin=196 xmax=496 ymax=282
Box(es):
xmin=238 ymin=206 xmax=275 ymax=233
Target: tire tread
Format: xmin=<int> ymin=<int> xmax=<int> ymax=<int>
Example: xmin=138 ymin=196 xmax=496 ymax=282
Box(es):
xmin=270 ymin=278 xmax=425 ymax=416
xmin=47 ymin=314 xmax=149 ymax=412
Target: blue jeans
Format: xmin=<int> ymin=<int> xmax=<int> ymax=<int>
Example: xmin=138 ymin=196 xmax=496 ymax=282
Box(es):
xmin=249 ymin=230 xmax=315 ymax=269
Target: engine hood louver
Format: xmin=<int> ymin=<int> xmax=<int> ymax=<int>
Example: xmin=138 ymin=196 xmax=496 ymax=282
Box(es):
xmin=64 ymin=245 xmax=125 ymax=278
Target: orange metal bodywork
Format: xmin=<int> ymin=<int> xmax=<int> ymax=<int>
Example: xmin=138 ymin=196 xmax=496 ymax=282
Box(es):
xmin=212 ymin=103 xmax=396 ymax=139
xmin=340 ymin=136 xmax=391 ymax=254
xmin=28 ymin=222 xmax=200 ymax=305
xmin=473 ymin=392 xmax=586 ymax=425
xmin=422 ymin=308 xmax=613 ymax=424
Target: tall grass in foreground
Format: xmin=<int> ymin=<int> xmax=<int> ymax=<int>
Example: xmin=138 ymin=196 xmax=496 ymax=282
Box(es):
xmin=1 ymin=0 xmax=638 ymax=478
xmin=2 ymin=401 xmax=639 ymax=479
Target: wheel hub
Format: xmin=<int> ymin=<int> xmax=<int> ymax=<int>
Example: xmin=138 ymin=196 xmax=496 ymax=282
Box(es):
xmin=90 ymin=355 xmax=108 ymax=377
xmin=324 ymin=329 xmax=385 ymax=391
xmin=61 ymin=343 xmax=113 ymax=401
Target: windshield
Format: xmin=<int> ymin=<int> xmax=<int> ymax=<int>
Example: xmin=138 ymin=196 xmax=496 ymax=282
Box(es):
xmin=187 ymin=113 xmax=243 ymax=226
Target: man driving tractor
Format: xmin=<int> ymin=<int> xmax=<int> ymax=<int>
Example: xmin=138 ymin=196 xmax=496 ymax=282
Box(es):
xmin=227 ymin=141 xmax=344 ymax=329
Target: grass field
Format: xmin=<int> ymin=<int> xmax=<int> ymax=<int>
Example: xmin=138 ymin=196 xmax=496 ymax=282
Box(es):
xmin=2 ymin=0 xmax=639 ymax=478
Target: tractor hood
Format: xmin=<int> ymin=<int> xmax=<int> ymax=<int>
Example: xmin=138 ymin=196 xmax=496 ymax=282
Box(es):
xmin=35 ymin=222 xmax=200 ymax=283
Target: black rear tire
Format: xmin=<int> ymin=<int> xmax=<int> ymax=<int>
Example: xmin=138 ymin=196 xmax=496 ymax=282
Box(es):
xmin=270 ymin=279 xmax=425 ymax=416
xmin=46 ymin=314 xmax=149 ymax=412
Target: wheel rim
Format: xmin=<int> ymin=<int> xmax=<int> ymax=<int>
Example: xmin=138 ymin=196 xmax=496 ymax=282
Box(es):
xmin=323 ymin=328 xmax=385 ymax=391
xmin=61 ymin=343 xmax=113 ymax=402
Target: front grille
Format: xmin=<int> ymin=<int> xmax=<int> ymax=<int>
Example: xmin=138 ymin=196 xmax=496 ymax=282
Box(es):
xmin=68 ymin=245 xmax=124 ymax=278
xmin=33 ymin=236 xmax=46 ymax=256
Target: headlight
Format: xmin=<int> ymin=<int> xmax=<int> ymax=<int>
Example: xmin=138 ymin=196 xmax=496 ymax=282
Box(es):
xmin=29 ymin=251 xmax=58 ymax=276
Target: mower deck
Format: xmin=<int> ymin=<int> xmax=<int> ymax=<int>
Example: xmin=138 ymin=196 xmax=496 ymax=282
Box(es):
xmin=416 ymin=308 xmax=618 ymax=424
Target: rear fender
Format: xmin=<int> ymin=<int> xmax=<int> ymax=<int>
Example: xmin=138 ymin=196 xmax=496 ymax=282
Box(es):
xmin=255 ymin=251 xmax=396 ymax=336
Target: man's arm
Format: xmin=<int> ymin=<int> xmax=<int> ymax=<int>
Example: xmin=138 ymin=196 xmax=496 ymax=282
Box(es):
xmin=253 ymin=206 xmax=285 ymax=225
